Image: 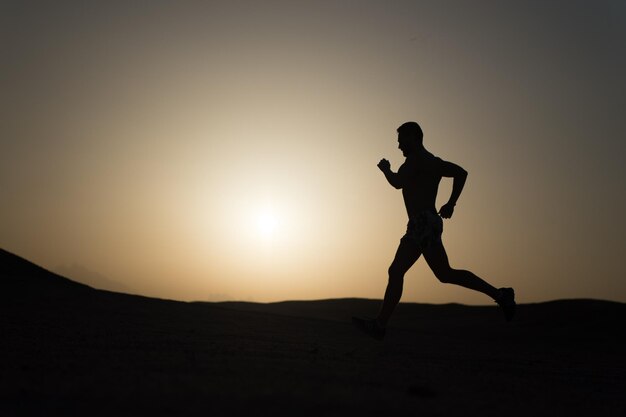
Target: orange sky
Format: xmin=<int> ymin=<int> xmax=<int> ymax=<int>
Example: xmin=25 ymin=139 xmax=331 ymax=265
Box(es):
xmin=2 ymin=1 xmax=625 ymax=304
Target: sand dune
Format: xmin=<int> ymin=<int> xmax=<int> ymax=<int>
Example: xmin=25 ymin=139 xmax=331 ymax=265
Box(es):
xmin=1 ymin=248 xmax=625 ymax=416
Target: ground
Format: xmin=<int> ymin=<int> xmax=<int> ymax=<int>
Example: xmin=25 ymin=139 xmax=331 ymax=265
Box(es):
xmin=1 ymin=249 xmax=625 ymax=416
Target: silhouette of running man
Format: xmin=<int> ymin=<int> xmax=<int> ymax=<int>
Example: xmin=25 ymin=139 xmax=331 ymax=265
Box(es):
xmin=353 ymin=122 xmax=515 ymax=340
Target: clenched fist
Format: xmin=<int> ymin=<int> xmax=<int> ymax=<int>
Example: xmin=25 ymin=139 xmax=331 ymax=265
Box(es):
xmin=438 ymin=202 xmax=455 ymax=219
xmin=377 ymin=158 xmax=391 ymax=172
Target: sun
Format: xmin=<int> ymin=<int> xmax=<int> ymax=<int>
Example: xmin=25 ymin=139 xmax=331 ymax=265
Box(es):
xmin=237 ymin=198 xmax=295 ymax=246
xmin=256 ymin=208 xmax=279 ymax=240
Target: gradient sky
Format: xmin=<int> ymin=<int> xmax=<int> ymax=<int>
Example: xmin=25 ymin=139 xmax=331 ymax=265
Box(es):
xmin=2 ymin=1 xmax=625 ymax=304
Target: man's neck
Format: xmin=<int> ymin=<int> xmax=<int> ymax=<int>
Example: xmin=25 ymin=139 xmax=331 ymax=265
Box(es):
xmin=405 ymin=146 xmax=427 ymax=158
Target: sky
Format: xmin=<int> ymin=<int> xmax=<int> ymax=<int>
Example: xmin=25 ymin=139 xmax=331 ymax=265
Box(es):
xmin=2 ymin=1 xmax=625 ymax=305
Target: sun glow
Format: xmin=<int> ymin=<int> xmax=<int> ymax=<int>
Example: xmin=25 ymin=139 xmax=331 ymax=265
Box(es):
xmin=257 ymin=208 xmax=279 ymax=239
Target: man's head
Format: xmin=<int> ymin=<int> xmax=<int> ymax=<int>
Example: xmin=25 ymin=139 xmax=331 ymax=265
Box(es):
xmin=397 ymin=121 xmax=423 ymax=157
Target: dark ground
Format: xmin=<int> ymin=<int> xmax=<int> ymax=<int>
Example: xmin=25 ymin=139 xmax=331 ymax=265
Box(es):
xmin=1 ymin=248 xmax=625 ymax=416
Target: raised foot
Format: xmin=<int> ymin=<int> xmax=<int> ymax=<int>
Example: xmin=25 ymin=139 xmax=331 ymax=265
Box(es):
xmin=496 ymin=287 xmax=516 ymax=322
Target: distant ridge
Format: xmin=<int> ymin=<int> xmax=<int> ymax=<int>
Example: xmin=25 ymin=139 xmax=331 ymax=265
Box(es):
xmin=216 ymin=297 xmax=626 ymax=326
xmin=2 ymin=247 xmax=624 ymax=313
xmin=0 ymin=248 xmax=92 ymax=297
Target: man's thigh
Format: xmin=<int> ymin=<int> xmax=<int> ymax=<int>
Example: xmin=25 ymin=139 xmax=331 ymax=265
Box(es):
xmin=389 ymin=237 xmax=422 ymax=274
xmin=422 ymin=240 xmax=451 ymax=275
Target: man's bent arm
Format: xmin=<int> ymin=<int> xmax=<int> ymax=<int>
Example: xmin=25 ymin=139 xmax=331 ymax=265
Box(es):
xmin=448 ymin=170 xmax=467 ymax=206
xmin=378 ymin=158 xmax=404 ymax=189
xmin=382 ymin=167 xmax=403 ymax=189
xmin=441 ymin=161 xmax=468 ymax=206
xmin=441 ymin=161 xmax=467 ymax=206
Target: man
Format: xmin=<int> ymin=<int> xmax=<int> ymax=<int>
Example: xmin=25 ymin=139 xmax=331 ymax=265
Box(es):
xmin=353 ymin=121 xmax=516 ymax=340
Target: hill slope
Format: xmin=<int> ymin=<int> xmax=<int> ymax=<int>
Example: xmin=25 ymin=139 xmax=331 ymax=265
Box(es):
xmin=0 ymin=248 xmax=92 ymax=297
xmin=1 ymin=248 xmax=625 ymax=416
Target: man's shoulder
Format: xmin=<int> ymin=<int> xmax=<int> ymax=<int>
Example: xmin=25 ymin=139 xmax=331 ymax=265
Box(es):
xmin=403 ymin=151 xmax=447 ymax=174
xmin=417 ymin=150 xmax=445 ymax=167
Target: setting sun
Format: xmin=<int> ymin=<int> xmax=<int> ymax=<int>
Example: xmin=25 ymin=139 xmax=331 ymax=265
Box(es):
xmin=256 ymin=208 xmax=279 ymax=240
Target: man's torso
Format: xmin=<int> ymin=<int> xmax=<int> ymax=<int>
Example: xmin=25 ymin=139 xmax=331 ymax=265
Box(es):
xmin=399 ymin=150 xmax=443 ymax=218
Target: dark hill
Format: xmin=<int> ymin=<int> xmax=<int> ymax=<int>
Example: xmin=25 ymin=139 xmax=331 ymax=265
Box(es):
xmin=1 ymin=248 xmax=625 ymax=417
xmin=0 ymin=248 xmax=92 ymax=297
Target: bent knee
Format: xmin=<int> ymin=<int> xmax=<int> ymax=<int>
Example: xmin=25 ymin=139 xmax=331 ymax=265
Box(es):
xmin=433 ymin=267 xmax=454 ymax=283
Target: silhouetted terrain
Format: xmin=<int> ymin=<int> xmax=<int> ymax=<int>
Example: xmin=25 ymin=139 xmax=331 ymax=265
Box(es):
xmin=53 ymin=263 xmax=135 ymax=295
xmin=1 ymin=248 xmax=625 ymax=416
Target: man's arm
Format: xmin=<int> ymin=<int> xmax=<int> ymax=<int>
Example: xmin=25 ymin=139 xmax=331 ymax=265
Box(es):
xmin=439 ymin=160 xmax=468 ymax=219
xmin=377 ymin=158 xmax=404 ymax=189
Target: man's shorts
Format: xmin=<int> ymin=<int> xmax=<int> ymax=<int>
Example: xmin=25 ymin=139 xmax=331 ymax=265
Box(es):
xmin=401 ymin=210 xmax=443 ymax=250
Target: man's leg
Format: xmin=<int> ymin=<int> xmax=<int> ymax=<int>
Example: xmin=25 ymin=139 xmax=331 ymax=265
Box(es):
xmin=423 ymin=240 xmax=516 ymax=321
xmin=422 ymin=240 xmax=500 ymax=300
xmin=376 ymin=238 xmax=422 ymax=327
